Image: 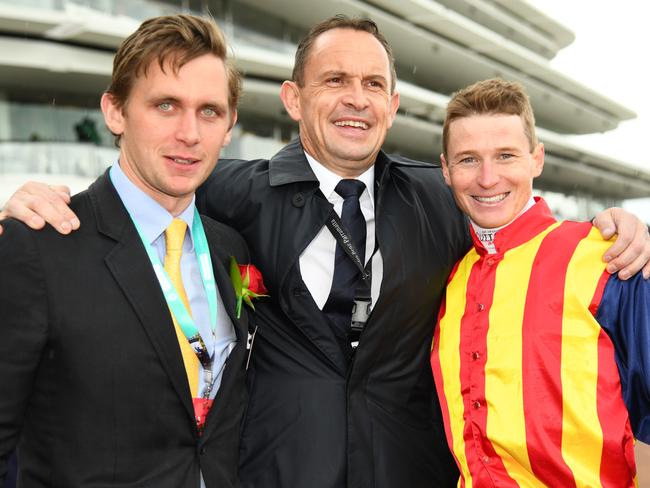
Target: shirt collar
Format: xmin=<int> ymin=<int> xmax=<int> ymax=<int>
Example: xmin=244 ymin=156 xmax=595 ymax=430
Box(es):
xmin=470 ymin=196 xmax=537 ymax=245
xmin=469 ymin=196 xmax=557 ymax=255
xmin=109 ymin=161 xmax=196 ymax=247
xmin=304 ymin=151 xmax=375 ymax=209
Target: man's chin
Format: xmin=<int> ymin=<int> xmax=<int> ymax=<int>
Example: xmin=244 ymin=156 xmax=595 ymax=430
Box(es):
xmin=470 ymin=215 xmax=511 ymax=229
xmin=333 ymin=149 xmax=378 ymax=169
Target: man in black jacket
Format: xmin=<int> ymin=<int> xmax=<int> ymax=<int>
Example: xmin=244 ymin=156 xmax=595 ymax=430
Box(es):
xmin=2 ymin=15 xmax=649 ymax=488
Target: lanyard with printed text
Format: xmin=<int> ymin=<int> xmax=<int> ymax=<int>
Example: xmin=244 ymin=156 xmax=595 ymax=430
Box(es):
xmin=325 ymin=211 xmax=373 ymax=285
xmin=325 ymin=210 xmax=377 ymax=335
xmin=129 ymin=207 xmax=218 ymax=371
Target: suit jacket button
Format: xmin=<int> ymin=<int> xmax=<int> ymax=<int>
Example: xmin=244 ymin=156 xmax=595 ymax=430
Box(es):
xmin=292 ymin=192 xmax=305 ymax=207
xmin=199 ymin=446 xmax=207 ymax=456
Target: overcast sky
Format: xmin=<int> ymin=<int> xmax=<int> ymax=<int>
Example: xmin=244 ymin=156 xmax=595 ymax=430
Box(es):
xmin=529 ymin=1 xmax=650 ymax=218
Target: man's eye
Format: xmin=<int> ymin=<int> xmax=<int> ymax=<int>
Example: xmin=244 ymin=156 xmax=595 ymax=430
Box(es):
xmin=158 ymin=102 xmax=173 ymax=112
xmin=201 ymin=107 xmax=217 ymax=117
xmin=327 ymin=77 xmax=342 ymax=85
xmin=458 ymin=157 xmax=477 ymax=165
xmin=499 ymin=153 xmax=514 ymax=160
xmin=367 ymin=80 xmax=384 ymax=90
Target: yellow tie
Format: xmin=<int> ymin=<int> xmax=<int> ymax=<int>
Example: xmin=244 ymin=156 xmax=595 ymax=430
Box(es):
xmin=164 ymin=218 xmax=200 ymax=398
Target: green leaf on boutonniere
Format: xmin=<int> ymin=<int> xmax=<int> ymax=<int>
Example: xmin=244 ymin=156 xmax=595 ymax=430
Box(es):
xmin=230 ymin=256 xmax=268 ymax=319
xmin=229 ymin=256 xmax=244 ymax=318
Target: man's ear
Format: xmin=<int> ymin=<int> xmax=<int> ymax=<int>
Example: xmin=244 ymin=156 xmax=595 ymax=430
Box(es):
xmin=386 ymin=91 xmax=400 ymax=129
xmin=279 ymin=81 xmax=302 ymax=122
xmin=223 ymin=110 xmax=238 ymax=147
xmin=101 ymin=93 xmax=125 ymax=136
xmin=532 ymin=142 xmax=545 ymax=178
xmin=441 ymin=154 xmax=451 ymax=186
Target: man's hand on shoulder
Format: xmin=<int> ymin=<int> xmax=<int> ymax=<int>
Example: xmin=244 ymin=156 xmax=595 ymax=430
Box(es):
xmin=593 ymin=206 xmax=650 ymax=280
xmin=0 ymin=182 xmax=79 ymax=236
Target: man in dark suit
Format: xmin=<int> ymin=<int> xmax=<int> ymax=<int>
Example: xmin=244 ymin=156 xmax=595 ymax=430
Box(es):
xmin=0 ymin=15 xmax=250 ymax=487
xmin=2 ymin=15 xmax=649 ymax=488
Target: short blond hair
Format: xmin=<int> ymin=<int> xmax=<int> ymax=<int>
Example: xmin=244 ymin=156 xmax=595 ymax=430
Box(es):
xmin=443 ymin=78 xmax=537 ymax=158
xmin=108 ymin=14 xmax=241 ymax=115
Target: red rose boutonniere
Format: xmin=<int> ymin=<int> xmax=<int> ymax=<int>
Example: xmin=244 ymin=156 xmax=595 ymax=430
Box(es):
xmin=229 ymin=256 xmax=268 ymax=319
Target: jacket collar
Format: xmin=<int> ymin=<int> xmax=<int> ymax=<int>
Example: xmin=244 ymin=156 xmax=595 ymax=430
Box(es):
xmin=88 ymin=170 xmax=131 ymax=241
xmin=269 ymin=138 xmax=319 ymax=187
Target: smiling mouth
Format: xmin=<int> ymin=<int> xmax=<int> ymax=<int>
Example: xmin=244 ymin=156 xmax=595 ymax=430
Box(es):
xmin=334 ymin=120 xmax=369 ymax=130
xmin=167 ymin=156 xmax=199 ymax=165
xmin=473 ymin=193 xmax=509 ymax=204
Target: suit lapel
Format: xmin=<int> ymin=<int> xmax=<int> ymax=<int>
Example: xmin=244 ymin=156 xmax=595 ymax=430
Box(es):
xmin=200 ymin=217 xmax=245 ymax=338
xmin=89 ymin=172 xmax=197 ymax=427
xmin=198 ymin=218 xmax=248 ymax=439
xmin=268 ymin=140 xmax=350 ymax=374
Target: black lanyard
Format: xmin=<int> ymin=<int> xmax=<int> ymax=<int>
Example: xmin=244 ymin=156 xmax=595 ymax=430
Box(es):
xmin=325 ymin=210 xmax=377 ymax=337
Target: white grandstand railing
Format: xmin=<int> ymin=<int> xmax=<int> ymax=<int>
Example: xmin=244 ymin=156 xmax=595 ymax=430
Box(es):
xmin=0 ymin=142 xmax=116 ymax=179
xmin=0 ymin=0 xmax=176 ymax=20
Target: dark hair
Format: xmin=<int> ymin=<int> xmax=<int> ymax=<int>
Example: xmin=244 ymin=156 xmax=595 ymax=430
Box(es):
xmin=292 ymin=15 xmax=397 ymax=93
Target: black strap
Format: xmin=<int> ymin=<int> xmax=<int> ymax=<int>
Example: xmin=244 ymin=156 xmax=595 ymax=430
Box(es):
xmin=325 ymin=211 xmax=377 ymax=343
xmin=325 ymin=212 xmax=372 ymax=285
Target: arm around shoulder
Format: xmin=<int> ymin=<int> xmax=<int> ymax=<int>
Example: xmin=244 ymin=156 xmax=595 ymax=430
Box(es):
xmin=196 ymin=158 xmax=265 ymax=230
xmin=196 ymin=159 xmax=250 ymax=225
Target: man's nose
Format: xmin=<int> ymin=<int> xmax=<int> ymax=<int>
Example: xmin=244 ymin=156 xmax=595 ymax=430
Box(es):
xmin=477 ymin=160 xmax=500 ymax=188
xmin=342 ymin=80 xmax=369 ymax=111
xmin=176 ymin=111 xmax=200 ymax=145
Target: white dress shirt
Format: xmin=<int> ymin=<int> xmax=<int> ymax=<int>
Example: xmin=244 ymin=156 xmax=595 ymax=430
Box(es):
xmin=299 ymin=152 xmax=384 ymax=311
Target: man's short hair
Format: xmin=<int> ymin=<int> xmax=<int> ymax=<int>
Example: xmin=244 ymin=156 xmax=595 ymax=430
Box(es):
xmin=442 ymin=78 xmax=537 ymax=158
xmin=108 ymin=14 xmax=241 ymax=115
xmin=291 ymin=14 xmax=397 ymax=93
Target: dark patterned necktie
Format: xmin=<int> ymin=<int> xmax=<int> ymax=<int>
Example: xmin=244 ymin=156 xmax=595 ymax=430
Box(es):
xmin=323 ymin=179 xmax=367 ymax=342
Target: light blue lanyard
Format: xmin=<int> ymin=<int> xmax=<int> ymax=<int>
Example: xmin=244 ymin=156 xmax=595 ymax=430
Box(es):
xmin=129 ymin=207 xmax=218 ymax=368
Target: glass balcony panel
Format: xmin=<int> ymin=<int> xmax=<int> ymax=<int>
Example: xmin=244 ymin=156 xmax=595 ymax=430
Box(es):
xmin=1 ymin=101 xmax=112 ymax=147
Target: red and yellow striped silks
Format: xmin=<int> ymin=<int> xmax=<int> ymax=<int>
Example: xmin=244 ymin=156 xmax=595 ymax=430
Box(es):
xmin=431 ymin=202 xmax=636 ymax=488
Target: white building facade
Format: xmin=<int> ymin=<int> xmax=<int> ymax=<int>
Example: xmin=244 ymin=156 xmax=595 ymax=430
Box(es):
xmin=1 ymin=0 xmax=649 ymax=219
